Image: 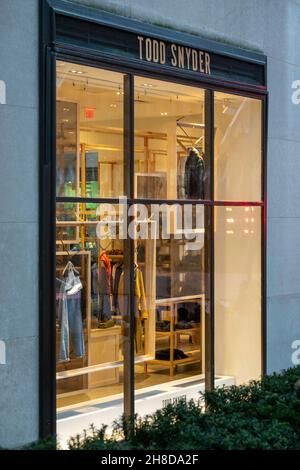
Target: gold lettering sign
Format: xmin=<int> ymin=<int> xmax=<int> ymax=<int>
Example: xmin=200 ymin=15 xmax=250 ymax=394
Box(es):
xmin=137 ymin=35 xmax=211 ymax=75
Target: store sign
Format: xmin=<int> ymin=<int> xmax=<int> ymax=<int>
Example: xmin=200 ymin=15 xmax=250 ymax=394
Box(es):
xmin=56 ymin=13 xmax=266 ymax=87
xmin=137 ymin=36 xmax=211 ymax=75
xmin=0 ymin=80 xmax=6 ymax=104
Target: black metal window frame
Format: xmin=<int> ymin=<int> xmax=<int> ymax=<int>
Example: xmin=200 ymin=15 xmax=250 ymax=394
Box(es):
xmin=40 ymin=0 xmax=268 ymax=438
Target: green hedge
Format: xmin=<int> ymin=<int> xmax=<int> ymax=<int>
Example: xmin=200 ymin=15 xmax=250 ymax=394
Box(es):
xmin=28 ymin=366 xmax=300 ymax=450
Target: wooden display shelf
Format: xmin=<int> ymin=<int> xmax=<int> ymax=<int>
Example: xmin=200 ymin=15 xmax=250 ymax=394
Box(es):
xmin=146 ymin=295 xmax=205 ymax=377
xmin=156 ymin=324 xmax=200 ymax=336
xmin=148 ymin=351 xmax=200 ymax=365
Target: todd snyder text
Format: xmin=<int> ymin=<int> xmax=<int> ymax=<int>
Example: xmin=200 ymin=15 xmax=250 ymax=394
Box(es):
xmin=137 ymin=35 xmax=211 ymax=75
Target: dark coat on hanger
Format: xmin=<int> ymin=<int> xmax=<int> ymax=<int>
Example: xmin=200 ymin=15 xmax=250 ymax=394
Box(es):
xmin=92 ymin=261 xmax=112 ymax=322
xmin=184 ymin=148 xmax=205 ymax=199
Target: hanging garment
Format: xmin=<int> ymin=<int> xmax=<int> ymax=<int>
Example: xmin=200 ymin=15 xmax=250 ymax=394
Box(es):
xmin=184 ymin=148 xmax=205 ymax=199
xmin=58 ymin=282 xmax=85 ymax=362
xmin=99 ymin=252 xmax=112 ymax=294
xmin=97 ymin=264 xmax=113 ymax=322
xmin=112 ymin=262 xmax=123 ymax=315
xmin=91 ymin=254 xmax=113 ymax=322
xmin=117 ymin=266 xmax=148 ymax=354
xmin=91 ymin=262 xmax=98 ymax=297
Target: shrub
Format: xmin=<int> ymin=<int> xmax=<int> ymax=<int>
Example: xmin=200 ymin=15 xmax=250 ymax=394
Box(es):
xmin=23 ymin=436 xmax=57 ymax=451
xmin=69 ymin=366 xmax=300 ymax=450
xmin=21 ymin=366 xmax=300 ymax=450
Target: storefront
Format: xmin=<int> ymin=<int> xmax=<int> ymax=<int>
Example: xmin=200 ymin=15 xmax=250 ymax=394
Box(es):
xmin=40 ymin=0 xmax=267 ymax=444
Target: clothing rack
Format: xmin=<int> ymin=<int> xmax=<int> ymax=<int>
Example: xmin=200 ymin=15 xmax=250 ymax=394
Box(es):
xmin=56 ymin=221 xmax=157 ymax=389
xmin=56 ymin=251 xmax=91 ymax=394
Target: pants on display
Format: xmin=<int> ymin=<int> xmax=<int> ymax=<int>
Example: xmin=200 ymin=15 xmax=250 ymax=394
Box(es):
xmin=59 ymin=289 xmax=85 ymax=362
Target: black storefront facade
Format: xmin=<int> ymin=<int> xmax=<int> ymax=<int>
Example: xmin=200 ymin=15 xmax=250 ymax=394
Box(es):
xmin=40 ymin=0 xmax=267 ymax=441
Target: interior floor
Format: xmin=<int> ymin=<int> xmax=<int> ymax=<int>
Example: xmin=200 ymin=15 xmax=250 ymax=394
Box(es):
xmin=57 ymin=360 xmax=202 ymax=409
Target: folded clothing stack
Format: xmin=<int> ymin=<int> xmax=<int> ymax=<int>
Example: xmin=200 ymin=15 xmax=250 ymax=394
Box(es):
xmin=98 ymin=319 xmax=115 ymax=329
xmin=156 ymin=320 xmax=196 ymax=331
xmin=175 ymin=320 xmax=196 ymax=330
xmin=155 ymin=348 xmax=188 ymax=360
xmin=156 ymin=320 xmax=171 ymax=332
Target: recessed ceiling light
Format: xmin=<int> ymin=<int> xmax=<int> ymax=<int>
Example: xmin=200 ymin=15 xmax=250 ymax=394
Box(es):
xmin=110 ymin=104 xmax=117 ymax=108
xmin=69 ymin=69 xmax=85 ymax=74
xmin=160 ymin=112 xmax=168 ymax=116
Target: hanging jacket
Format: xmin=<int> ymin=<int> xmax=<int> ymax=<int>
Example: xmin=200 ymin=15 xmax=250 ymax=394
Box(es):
xmin=117 ymin=267 xmax=148 ymax=320
xmin=91 ymin=256 xmax=113 ymax=322
xmin=117 ymin=266 xmax=148 ymax=353
xmin=99 ymin=253 xmax=112 ymax=294
xmin=112 ymin=263 xmax=123 ymax=315
xmin=97 ymin=264 xmax=112 ymax=321
xmin=184 ymin=148 xmax=205 ymax=199
xmin=135 ymin=268 xmax=148 ymax=320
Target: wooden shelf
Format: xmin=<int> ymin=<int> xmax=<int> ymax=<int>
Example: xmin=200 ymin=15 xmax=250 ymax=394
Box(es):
xmin=156 ymin=325 xmax=200 ymax=336
xmin=145 ymin=296 xmax=204 ymax=377
xmin=150 ymin=357 xmax=199 ymax=366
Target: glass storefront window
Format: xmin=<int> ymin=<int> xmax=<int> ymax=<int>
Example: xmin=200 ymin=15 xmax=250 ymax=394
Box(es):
xmin=214 ymin=206 xmax=262 ymax=384
xmin=134 ymin=76 xmax=207 ymax=200
xmin=214 ymin=92 xmax=262 ymax=202
xmin=133 ymin=204 xmax=209 ymax=396
xmin=55 ymin=60 xmax=264 ymax=427
xmin=56 ymin=62 xmax=124 ymax=198
xmin=56 ymin=203 xmax=129 ymax=410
